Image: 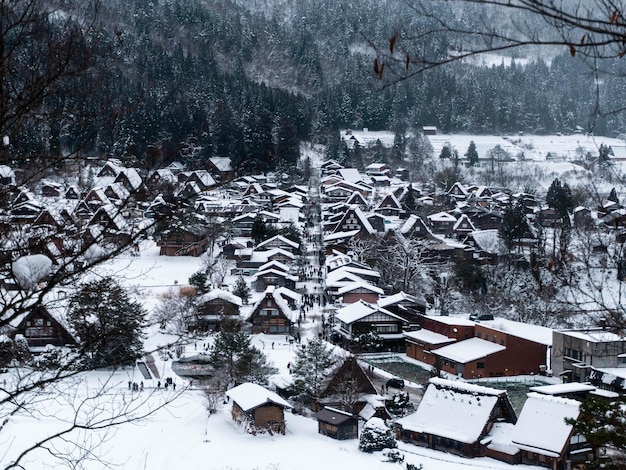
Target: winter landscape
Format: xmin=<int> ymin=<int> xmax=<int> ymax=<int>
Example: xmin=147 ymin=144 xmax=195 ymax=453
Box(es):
xmin=3 ymin=1 xmax=626 ymax=470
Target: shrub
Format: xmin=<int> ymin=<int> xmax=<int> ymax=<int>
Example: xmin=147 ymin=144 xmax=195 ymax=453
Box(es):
xmin=359 ymin=417 xmax=397 ymax=453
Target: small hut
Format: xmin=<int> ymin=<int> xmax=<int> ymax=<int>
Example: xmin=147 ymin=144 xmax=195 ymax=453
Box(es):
xmin=314 ymin=406 xmax=359 ymax=440
xmin=226 ymin=382 xmax=292 ymax=435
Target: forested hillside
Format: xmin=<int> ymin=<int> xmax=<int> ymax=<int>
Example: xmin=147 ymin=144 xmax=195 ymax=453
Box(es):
xmin=8 ymin=0 xmax=626 ymax=172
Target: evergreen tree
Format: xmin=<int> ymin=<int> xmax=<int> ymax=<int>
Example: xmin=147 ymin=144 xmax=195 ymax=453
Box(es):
xmin=291 ymin=337 xmax=336 ymax=402
xmin=68 ymin=277 xmax=146 ymax=369
xmin=209 ymin=317 xmax=271 ymax=387
xmin=439 ymin=145 xmax=452 ymax=160
xmin=465 ymin=140 xmax=479 ymax=166
xmin=608 ymin=187 xmax=619 ymax=204
xmin=546 ymin=178 xmax=574 ymax=217
xmin=403 ymin=184 xmax=417 ymax=213
xmin=189 ymin=271 xmax=210 ymax=294
xmin=232 ymin=275 xmax=251 ymax=305
xmin=358 ymin=417 xmax=397 ymax=452
xmin=498 ymin=200 xmax=529 ymax=253
xmin=566 ymin=395 xmax=626 ymax=469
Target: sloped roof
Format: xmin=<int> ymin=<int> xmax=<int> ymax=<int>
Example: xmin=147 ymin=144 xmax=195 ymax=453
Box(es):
xmin=511 ymin=393 xmax=579 ymax=457
xmin=396 ymin=378 xmax=508 ymax=444
xmin=226 ymin=382 xmax=292 ymax=412
xmin=432 ymin=337 xmax=505 ymax=363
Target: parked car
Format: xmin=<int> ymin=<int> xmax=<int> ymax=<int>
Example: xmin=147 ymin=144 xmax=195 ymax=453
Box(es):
xmin=469 ymin=313 xmax=494 ymax=322
xmin=386 ymin=378 xmax=405 ymax=389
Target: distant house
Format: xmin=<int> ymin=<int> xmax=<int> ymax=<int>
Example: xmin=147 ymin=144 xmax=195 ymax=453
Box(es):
xmin=422 ymin=126 xmax=437 ymax=135
xmin=510 ymin=393 xmax=593 ymax=468
xmin=252 ymin=268 xmax=298 ymax=292
xmin=246 ymin=286 xmax=300 ymax=334
xmin=10 ymin=305 xmax=77 ymax=351
xmin=314 ymin=407 xmax=359 ymax=440
xmin=156 ymin=223 xmax=210 ymax=257
xmin=192 ymin=289 xmax=242 ymax=332
xmin=395 ymin=378 xmax=517 ymax=458
xmin=207 ymin=157 xmax=234 ymax=181
xmin=333 ymin=300 xmax=409 ymax=352
xmin=377 ymin=291 xmax=428 ymax=327
xmin=427 ymin=211 xmax=457 ymax=235
xmin=226 ymin=382 xmax=292 ymax=435
xmin=374 ymin=193 xmax=402 ymax=217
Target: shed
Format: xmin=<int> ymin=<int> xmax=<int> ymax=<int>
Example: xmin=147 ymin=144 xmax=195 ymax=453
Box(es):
xmin=314 ymin=407 xmax=359 ymax=440
xmin=226 ymin=382 xmax=292 ymax=435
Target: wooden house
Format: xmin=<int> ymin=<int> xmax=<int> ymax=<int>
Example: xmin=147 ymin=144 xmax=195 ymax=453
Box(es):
xmin=252 ymin=268 xmax=298 ymax=292
xmin=395 ymin=378 xmax=517 ymax=458
xmin=510 ymin=393 xmax=593 ymax=469
xmin=337 ymin=282 xmax=383 ymax=304
xmin=314 ymin=407 xmax=359 ymax=440
xmin=377 ymin=291 xmax=428 ymax=326
xmin=156 ymin=223 xmax=209 ymax=257
xmin=192 ymin=289 xmax=243 ymax=332
xmin=427 ymin=211 xmax=457 ymax=235
xmin=333 ymin=300 xmax=409 ymax=352
xmin=40 ymin=180 xmax=63 ymax=198
xmin=11 ymin=305 xmax=77 ymax=350
xmin=332 ymin=206 xmax=376 ymax=239
xmin=0 ymin=165 xmax=16 ymax=186
xmin=314 ymin=355 xmax=378 ymax=412
xmin=246 ymin=286 xmax=300 ymax=334
xmin=226 ymin=382 xmax=292 ymax=435
xmin=207 ymin=157 xmax=235 ymax=181
xmin=374 ymin=193 xmax=402 ymax=217
xmin=256 ymin=234 xmax=299 ymax=254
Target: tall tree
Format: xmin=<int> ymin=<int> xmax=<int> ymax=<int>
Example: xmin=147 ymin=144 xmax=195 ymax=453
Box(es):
xmin=499 ymin=200 xmax=530 ymax=253
xmin=209 ymin=317 xmax=271 ymax=387
xmin=68 ymin=277 xmax=146 ymax=369
xmin=465 ymin=140 xmax=479 ymax=167
xmin=291 ymin=337 xmax=336 ymax=403
xmin=546 ymin=178 xmax=573 ymax=217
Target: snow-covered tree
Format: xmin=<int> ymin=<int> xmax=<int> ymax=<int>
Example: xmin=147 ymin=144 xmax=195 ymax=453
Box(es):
xmin=232 ymin=275 xmax=251 ymax=305
xmin=209 ymin=317 xmax=272 ymax=387
xmin=465 ymin=140 xmax=479 ymax=167
xmin=291 ymin=337 xmax=336 ymax=402
xmin=358 ymin=417 xmax=397 ymax=453
xmin=68 ymin=277 xmax=146 ymax=369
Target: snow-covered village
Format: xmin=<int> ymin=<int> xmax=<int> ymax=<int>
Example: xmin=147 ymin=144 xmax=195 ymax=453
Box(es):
xmin=6 ymin=1 xmax=626 ymax=469
xmin=2 ymin=126 xmax=626 ymax=470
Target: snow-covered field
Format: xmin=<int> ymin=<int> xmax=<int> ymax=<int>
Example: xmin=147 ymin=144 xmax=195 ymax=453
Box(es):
xmin=0 ymin=245 xmax=546 ymax=470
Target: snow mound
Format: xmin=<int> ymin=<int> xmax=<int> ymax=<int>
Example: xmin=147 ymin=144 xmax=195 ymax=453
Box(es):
xmin=12 ymin=254 xmax=53 ymax=290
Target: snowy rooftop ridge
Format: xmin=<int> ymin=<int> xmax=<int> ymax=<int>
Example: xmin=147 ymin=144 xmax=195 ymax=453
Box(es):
xmin=429 ymin=377 xmax=506 ymax=396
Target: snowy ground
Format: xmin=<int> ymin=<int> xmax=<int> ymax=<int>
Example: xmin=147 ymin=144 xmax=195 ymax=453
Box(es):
xmin=0 ymin=243 xmax=548 ymax=470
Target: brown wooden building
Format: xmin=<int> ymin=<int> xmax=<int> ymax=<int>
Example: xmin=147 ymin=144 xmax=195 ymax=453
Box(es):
xmin=314 ymin=407 xmax=359 ymax=440
xmin=11 ymin=305 xmax=77 ymax=350
xmin=226 ymin=382 xmax=292 ymax=435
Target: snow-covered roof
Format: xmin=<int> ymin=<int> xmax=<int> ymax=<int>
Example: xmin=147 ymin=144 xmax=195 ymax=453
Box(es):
xmin=226 ymin=382 xmax=292 ymax=412
xmin=198 ymin=289 xmax=243 ymax=306
xmin=337 ymin=282 xmax=384 ymax=295
xmin=12 ymin=255 xmax=53 ymax=290
xmin=510 ymin=392 xmax=579 ymax=457
xmin=479 ymin=318 xmax=553 ymax=346
xmin=256 ymin=234 xmax=299 ymax=250
xmin=396 ymin=378 xmax=505 ymax=444
xmin=335 ymin=300 xmax=405 ymax=324
xmin=528 ymin=383 xmax=595 ymax=395
xmin=404 ymin=329 xmax=455 ymax=345
xmin=378 ymin=291 xmax=428 ymax=309
xmin=468 ymin=229 xmax=507 ymax=255
xmin=432 ymin=337 xmax=505 ymax=363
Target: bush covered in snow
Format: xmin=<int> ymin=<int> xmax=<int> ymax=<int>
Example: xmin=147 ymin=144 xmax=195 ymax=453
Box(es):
xmin=358 ymin=417 xmax=397 ymax=453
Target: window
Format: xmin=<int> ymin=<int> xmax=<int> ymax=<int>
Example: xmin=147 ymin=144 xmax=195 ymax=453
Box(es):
xmin=492 ymin=336 xmax=497 ymax=343
xmin=484 ymin=333 xmax=489 ymax=340
xmin=477 ymin=362 xmax=485 ymax=369
xmin=500 ymin=339 xmax=505 ymax=345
